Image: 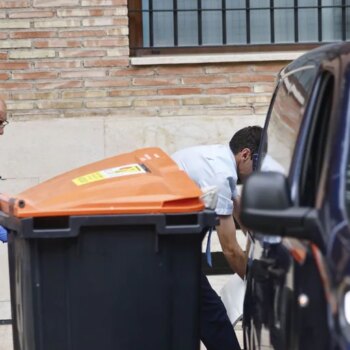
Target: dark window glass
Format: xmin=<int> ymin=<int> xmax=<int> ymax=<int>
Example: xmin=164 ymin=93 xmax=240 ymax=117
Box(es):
xmin=260 ymin=67 xmax=317 ymax=174
xmin=129 ymin=1 xmax=350 ymax=56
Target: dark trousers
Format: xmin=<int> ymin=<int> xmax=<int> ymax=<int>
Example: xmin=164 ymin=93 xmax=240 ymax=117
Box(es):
xmin=200 ymin=273 xmax=241 ymax=350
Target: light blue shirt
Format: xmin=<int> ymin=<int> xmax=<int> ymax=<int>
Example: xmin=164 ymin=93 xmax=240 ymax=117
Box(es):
xmin=172 ymin=144 xmax=238 ymax=215
xmin=0 ymin=225 xmax=7 ymax=243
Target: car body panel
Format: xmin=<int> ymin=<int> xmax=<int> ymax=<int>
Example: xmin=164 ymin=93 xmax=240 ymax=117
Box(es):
xmin=243 ymin=43 xmax=350 ymax=349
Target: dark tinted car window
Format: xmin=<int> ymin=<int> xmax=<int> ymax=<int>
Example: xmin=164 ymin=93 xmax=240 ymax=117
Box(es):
xmin=299 ymin=72 xmax=334 ymax=207
xmin=260 ymin=67 xmax=317 ymax=174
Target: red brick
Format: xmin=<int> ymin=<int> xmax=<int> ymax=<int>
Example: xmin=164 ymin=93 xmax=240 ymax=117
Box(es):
xmin=83 ymin=38 xmax=128 ymax=47
xmin=59 ymin=50 xmax=106 ymax=58
xmin=0 ymin=61 xmax=30 ymax=69
xmin=228 ymin=74 xmax=252 ymax=83
xmin=158 ymin=87 xmax=202 ymax=95
xmin=253 ymin=62 xmax=287 ymax=72
xmin=157 ymin=66 xmax=204 ymax=75
xmin=85 ymin=79 xmax=130 ymax=88
xmin=0 ymin=1 xmax=29 ymax=8
xmin=85 ymin=99 xmax=131 ymax=108
xmin=205 ymin=64 xmax=251 ymax=74
xmin=33 ymin=0 xmax=79 ymax=7
xmin=81 ymin=0 xmax=126 ymax=5
xmin=59 ymin=30 xmax=107 ymax=38
xmin=0 ymin=53 xmax=7 ymax=59
xmin=0 ymin=33 xmax=7 ymax=39
xmin=89 ymin=9 xmax=104 ymax=16
xmin=230 ymin=73 xmax=276 ymax=83
xmin=35 ymin=60 xmax=81 ymax=69
xmin=35 ymin=81 xmax=83 ymax=90
xmin=10 ymin=31 xmax=56 ymax=39
xmin=0 ymin=82 xmax=32 ymax=90
xmin=182 ymin=76 xmax=228 ymax=84
xmin=0 ymin=73 xmax=9 ymax=80
xmin=253 ymin=83 xmax=275 ymax=93
xmin=84 ymin=58 xmax=129 ymax=67
xmin=133 ymin=98 xmax=180 ymax=107
xmin=62 ymin=90 xmax=107 ymax=98
xmin=109 ymin=88 xmax=157 ymax=97
xmin=37 ymin=100 xmax=83 ymax=109
xmin=182 ymin=96 xmax=227 ymax=105
xmin=82 ymin=17 xmax=128 ymax=26
xmin=9 ymin=11 xmax=54 ymax=18
xmin=205 ymin=86 xmax=251 ymax=94
xmin=12 ymin=71 xmax=58 ymax=80
xmin=0 ymin=93 xmax=10 ymax=100
xmin=12 ymin=91 xmax=58 ymax=100
xmin=106 ymin=27 xmax=129 ymax=36
xmin=103 ymin=8 xmax=120 ymax=15
xmin=249 ymin=74 xmax=276 ymax=83
xmin=60 ymin=70 xmax=106 ymax=78
xmin=133 ymin=77 xmax=179 ymax=86
xmin=57 ymin=9 xmax=96 ymax=17
xmin=34 ymin=39 xmax=81 ymax=48
xmin=110 ymin=68 xmax=154 ymax=76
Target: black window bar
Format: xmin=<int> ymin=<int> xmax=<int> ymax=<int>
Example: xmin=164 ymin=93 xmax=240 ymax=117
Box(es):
xmin=129 ymin=2 xmax=350 ymax=50
xmin=343 ymin=0 xmax=347 ymax=41
xmin=246 ymin=0 xmax=250 ymax=44
xmin=294 ymin=0 xmax=299 ymax=42
xmin=270 ymin=0 xmax=275 ymax=44
xmin=222 ymin=0 xmax=227 ymax=45
xmin=198 ymin=0 xmax=202 ymax=46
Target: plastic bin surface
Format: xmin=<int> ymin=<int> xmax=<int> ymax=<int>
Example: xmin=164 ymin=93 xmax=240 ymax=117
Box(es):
xmin=1 ymin=147 xmax=216 ymax=350
xmin=0 ymin=147 xmax=204 ymax=218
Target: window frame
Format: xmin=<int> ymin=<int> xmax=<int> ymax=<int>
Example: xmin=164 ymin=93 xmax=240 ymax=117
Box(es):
xmin=128 ymin=1 xmax=348 ymax=57
xmin=298 ymin=72 xmax=334 ymax=207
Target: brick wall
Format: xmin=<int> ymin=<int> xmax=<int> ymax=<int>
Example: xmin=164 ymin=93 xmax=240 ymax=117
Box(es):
xmin=0 ymin=0 xmax=288 ymax=120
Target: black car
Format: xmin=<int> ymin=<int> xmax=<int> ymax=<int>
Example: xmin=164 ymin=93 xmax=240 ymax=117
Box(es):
xmin=241 ymin=42 xmax=350 ymax=350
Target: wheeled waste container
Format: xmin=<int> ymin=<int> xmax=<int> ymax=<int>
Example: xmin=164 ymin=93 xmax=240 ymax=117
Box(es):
xmin=0 ymin=147 xmax=216 ymax=350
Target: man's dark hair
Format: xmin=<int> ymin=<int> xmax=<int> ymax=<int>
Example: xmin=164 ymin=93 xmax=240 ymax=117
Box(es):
xmin=229 ymin=126 xmax=263 ymax=155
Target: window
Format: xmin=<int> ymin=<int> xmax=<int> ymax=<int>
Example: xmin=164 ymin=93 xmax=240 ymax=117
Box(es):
xmin=299 ymin=73 xmax=334 ymax=206
xmin=259 ymin=66 xmax=318 ymax=175
xmin=128 ymin=0 xmax=350 ymax=56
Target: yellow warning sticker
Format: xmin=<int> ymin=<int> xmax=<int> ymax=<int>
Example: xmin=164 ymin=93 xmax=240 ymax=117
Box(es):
xmin=72 ymin=163 xmax=146 ymax=186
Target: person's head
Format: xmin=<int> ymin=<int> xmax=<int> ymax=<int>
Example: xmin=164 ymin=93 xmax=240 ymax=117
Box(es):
xmin=0 ymin=99 xmax=7 ymax=135
xmin=229 ymin=125 xmax=263 ymax=182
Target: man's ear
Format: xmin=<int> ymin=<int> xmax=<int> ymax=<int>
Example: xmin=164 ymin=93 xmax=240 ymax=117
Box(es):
xmin=240 ymin=148 xmax=251 ymax=160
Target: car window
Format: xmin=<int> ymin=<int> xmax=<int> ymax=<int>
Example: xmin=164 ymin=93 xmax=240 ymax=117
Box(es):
xmin=259 ymin=67 xmax=318 ymax=174
xmin=299 ymin=72 xmax=334 ymax=207
xmin=346 ymin=161 xmax=350 ymax=216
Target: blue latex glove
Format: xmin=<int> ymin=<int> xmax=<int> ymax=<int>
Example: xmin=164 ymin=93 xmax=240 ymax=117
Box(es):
xmin=0 ymin=226 xmax=7 ymax=243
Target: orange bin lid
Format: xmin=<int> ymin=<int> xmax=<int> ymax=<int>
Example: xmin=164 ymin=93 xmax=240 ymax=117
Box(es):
xmin=0 ymin=148 xmax=204 ymax=218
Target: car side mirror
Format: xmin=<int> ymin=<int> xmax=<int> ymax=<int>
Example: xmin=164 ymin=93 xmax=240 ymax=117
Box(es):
xmin=240 ymin=172 xmax=324 ymax=250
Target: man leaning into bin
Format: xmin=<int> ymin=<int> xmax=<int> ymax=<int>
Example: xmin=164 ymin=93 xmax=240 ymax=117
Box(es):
xmin=0 ymin=98 xmax=8 ymax=243
xmin=172 ymin=126 xmax=262 ymax=350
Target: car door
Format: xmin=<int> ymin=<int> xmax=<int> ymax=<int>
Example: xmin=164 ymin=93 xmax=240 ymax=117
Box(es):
xmin=323 ymin=61 xmax=350 ymax=349
xmin=243 ymin=62 xmax=335 ymax=350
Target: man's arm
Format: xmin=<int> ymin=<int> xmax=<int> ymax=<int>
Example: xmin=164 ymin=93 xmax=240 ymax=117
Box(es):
xmin=232 ymin=195 xmax=248 ymax=234
xmin=216 ymin=215 xmax=247 ymax=279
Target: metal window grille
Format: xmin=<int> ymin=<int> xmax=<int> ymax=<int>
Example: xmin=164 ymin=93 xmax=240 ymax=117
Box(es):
xmin=129 ymin=1 xmax=350 ymax=49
